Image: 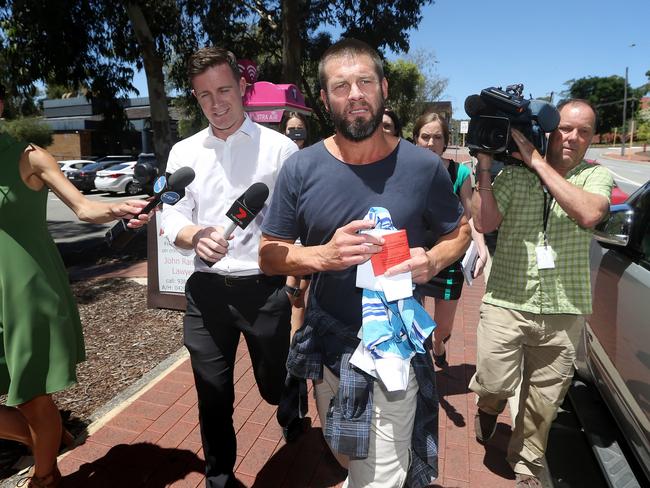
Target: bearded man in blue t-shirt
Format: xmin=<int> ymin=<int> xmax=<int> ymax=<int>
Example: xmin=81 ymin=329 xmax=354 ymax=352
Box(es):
xmin=259 ymin=38 xmax=470 ymax=488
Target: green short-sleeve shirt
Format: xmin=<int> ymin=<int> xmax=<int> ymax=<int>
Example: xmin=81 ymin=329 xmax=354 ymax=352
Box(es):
xmin=484 ymin=161 xmax=613 ymax=315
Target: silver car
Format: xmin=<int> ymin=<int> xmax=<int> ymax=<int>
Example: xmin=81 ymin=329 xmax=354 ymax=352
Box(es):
xmin=578 ymin=180 xmax=650 ymax=482
xmin=58 ymin=159 xmax=95 ymax=176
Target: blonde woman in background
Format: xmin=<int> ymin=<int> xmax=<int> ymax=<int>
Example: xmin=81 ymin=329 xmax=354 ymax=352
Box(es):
xmin=413 ymin=112 xmax=488 ymax=368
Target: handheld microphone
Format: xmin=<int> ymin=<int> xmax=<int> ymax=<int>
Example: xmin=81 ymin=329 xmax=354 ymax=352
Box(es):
xmin=105 ymin=166 xmax=195 ymax=249
xmin=202 ymin=182 xmax=269 ymax=267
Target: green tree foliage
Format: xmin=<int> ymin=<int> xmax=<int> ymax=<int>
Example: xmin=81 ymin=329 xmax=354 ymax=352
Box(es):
xmin=384 ymin=50 xmax=447 ymax=136
xmin=637 ymin=123 xmax=650 ymax=143
xmin=0 ymin=86 xmax=40 ymax=119
xmin=639 ymin=108 xmax=650 ymax=125
xmin=0 ymin=0 xmax=182 ymax=165
xmin=563 ymin=75 xmax=643 ymax=133
xmin=404 ymin=49 xmax=447 ymax=104
xmin=0 ymin=51 xmax=40 ymax=117
xmin=384 ymin=59 xmax=424 ymax=134
xmin=636 ymin=107 xmax=650 ymax=143
xmin=0 ymin=1 xmax=137 ymax=97
xmin=0 ymin=117 xmax=53 ymax=147
xmin=170 ymin=0 xmax=437 ymax=140
xmin=1 ymin=0 xmax=436 ymax=165
xmin=45 ymin=84 xmax=80 ymax=100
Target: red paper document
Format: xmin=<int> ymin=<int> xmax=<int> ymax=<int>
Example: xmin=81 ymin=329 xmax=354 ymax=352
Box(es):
xmin=370 ymin=229 xmax=411 ymax=276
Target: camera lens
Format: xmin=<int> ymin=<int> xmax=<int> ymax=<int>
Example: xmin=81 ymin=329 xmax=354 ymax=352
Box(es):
xmin=476 ymin=119 xmax=509 ymax=151
xmin=486 ymin=127 xmax=507 ymax=147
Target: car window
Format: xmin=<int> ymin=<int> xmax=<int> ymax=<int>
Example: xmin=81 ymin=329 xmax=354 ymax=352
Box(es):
xmin=95 ymin=156 xmax=135 ymax=164
xmin=82 ymin=163 xmax=102 ymax=171
xmin=639 ymin=198 xmax=650 ymax=271
xmin=104 ymin=163 xmax=128 ymax=171
xmin=630 ymin=184 xmax=650 ymax=270
xmin=641 ymin=222 xmax=650 ymax=270
xmin=137 ymin=154 xmax=157 ymax=164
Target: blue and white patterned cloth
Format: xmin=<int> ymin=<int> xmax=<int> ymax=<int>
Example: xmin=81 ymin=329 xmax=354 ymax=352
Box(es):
xmin=354 ymin=207 xmax=437 ymax=391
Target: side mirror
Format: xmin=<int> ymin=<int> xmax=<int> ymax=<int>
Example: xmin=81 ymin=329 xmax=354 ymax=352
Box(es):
xmin=593 ymin=204 xmax=634 ymax=246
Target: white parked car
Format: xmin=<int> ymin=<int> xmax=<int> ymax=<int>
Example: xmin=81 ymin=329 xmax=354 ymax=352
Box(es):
xmin=58 ymin=159 xmax=95 ymax=176
xmin=94 ymin=161 xmax=142 ymax=195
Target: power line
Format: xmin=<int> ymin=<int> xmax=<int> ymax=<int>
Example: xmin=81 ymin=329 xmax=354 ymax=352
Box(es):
xmin=594 ymin=97 xmax=638 ymax=108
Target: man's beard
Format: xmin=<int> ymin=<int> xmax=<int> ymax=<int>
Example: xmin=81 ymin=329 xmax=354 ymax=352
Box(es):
xmin=328 ymin=98 xmax=385 ymax=142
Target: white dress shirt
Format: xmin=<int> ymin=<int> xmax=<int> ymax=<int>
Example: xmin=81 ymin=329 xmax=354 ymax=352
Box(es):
xmin=160 ymin=116 xmax=298 ymax=276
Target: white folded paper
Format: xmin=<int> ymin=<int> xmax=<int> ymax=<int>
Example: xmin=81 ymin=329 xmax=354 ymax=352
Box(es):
xmin=461 ymin=240 xmax=479 ymax=286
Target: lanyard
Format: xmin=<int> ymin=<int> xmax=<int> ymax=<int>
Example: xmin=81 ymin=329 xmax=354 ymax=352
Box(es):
xmin=542 ymin=186 xmax=554 ymax=246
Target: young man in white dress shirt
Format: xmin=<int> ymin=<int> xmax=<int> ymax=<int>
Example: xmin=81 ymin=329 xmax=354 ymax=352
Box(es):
xmin=160 ymin=47 xmax=298 ymax=488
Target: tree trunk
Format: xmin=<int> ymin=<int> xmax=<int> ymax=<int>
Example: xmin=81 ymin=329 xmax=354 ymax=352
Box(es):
xmin=281 ymin=0 xmax=303 ymax=86
xmin=125 ymin=1 xmax=173 ymax=173
xmin=301 ymin=74 xmax=330 ymax=133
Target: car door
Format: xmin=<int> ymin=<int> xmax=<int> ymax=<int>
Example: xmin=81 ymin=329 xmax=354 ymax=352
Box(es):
xmin=588 ymin=182 xmax=650 ymax=473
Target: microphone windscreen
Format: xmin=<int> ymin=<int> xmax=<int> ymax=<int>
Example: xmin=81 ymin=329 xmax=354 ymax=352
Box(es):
xmin=168 ymin=167 xmax=195 ymax=191
xmin=529 ymin=100 xmax=561 ymax=132
xmin=465 ymin=95 xmax=487 ymax=117
xmin=242 ymin=182 xmax=269 ymax=212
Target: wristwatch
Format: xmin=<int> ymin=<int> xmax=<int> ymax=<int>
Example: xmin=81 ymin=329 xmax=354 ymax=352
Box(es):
xmin=283 ymin=285 xmax=302 ymax=297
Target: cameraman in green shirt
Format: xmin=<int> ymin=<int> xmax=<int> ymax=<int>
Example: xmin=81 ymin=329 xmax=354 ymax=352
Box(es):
xmin=469 ymin=99 xmax=613 ymax=488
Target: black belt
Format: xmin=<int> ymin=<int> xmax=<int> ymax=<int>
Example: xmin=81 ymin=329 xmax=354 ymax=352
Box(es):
xmin=204 ymin=273 xmax=284 ymax=288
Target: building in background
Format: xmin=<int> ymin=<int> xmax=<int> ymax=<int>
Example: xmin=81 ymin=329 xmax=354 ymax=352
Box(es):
xmin=42 ymin=96 xmax=180 ymax=160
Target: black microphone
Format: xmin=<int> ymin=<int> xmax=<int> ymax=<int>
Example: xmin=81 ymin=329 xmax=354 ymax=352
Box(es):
xmin=464 ymin=94 xmax=487 ymax=117
xmin=141 ymin=167 xmax=195 ymax=214
xmin=105 ymin=167 xmax=195 ymax=249
xmin=202 ymin=182 xmax=269 ymax=267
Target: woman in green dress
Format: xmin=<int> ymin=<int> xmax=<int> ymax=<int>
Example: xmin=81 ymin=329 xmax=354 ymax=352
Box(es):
xmin=0 ymin=85 xmax=149 ymax=487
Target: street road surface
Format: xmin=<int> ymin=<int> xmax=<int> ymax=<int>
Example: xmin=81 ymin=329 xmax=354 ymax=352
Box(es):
xmin=586 ymin=146 xmax=650 ymax=196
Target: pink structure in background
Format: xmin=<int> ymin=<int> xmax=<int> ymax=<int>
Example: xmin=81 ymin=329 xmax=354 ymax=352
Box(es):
xmin=243 ymin=81 xmax=312 ymax=124
xmin=237 ymin=59 xmax=312 ymax=125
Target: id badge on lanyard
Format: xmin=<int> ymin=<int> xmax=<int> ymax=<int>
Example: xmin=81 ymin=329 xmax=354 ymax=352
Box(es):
xmin=536 ymin=186 xmax=556 ymax=270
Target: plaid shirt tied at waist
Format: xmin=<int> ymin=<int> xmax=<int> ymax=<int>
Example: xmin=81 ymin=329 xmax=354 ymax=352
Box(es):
xmin=287 ymin=297 xmax=439 ymax=488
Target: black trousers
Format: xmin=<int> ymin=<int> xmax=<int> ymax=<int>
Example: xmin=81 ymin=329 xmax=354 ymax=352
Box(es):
xmin=183 ymin=272 xmax=290 ymax=488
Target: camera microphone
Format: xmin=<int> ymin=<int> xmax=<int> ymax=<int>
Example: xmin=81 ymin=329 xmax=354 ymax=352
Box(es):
xmin=464 ymin=95 xmax=487 ymax=117
xmin=529 ymin=100 xmax=561 ymax=132
xmin=201 ymin=182 xmax=269 ymax=267
xmin=105 ymin=166 xmax=195 ymax=249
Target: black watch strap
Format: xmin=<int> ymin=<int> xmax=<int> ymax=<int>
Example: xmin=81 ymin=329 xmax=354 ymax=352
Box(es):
xmin=283 ymin=285 xmax=301 ymax=297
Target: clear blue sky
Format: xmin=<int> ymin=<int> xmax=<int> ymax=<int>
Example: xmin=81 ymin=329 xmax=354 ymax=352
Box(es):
xmin=131 ymin=0 xmax=649 ymax=120
xmin=394 ymin=0 xmax=649 ymax=118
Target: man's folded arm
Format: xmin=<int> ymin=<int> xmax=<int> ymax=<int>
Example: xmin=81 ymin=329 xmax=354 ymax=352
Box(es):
xmin=259 ymin=234 xmax=323 ymax=276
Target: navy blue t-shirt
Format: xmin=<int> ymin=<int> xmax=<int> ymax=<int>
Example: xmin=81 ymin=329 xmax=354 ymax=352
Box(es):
xmin=261 ymin=139 xmax=463 ymax=331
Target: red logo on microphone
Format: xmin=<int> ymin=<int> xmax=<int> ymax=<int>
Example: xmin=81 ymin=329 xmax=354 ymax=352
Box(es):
xmin=235 ymin=207 xmax=247 ymax=219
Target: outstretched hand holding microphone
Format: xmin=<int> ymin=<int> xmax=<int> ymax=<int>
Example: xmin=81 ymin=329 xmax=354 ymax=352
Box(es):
xmin=105 ymin=166 xmax=196 ymax=249
xmin=195 ymin=182 xmax=269 ymax=267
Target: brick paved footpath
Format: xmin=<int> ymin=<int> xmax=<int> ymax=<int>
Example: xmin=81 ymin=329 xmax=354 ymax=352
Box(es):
xmin=55 ymin=276 xmax=516 ymax=487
